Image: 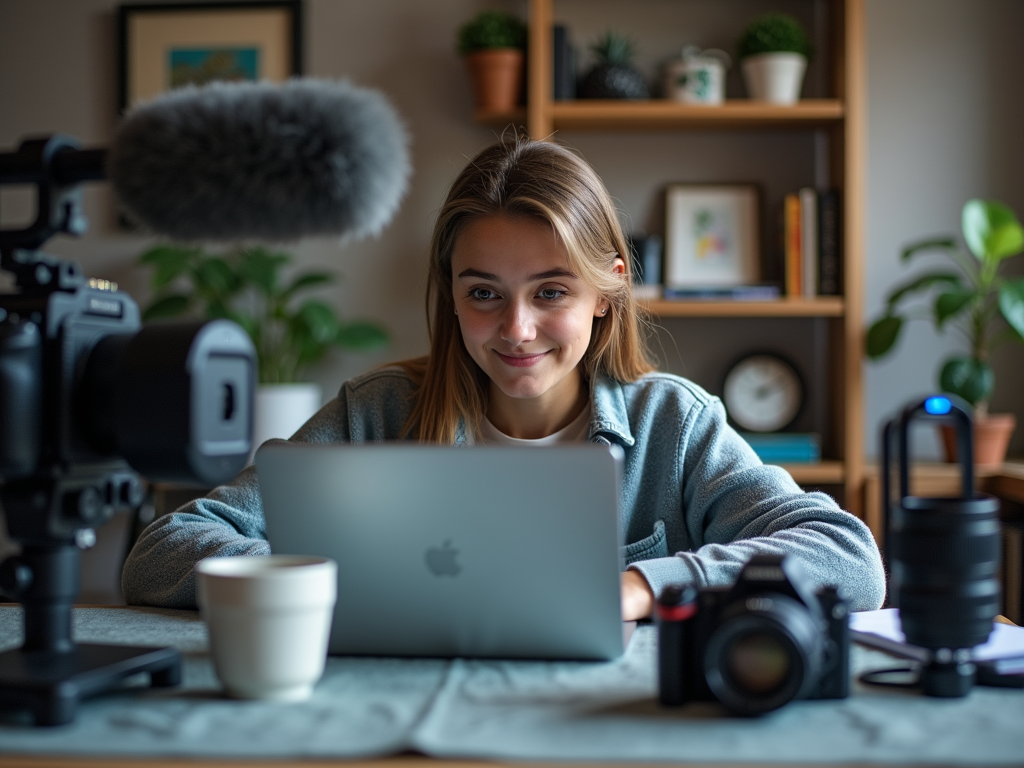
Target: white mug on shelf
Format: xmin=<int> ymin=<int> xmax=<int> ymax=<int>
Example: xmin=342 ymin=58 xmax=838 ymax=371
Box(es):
xmin=196 ymin=554 xmax=337 ymax=701
xmin=665 ymin=47 xmax=731 ymax=105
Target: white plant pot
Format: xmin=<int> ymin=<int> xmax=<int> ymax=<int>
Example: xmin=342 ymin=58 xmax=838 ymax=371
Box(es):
xmin=251 ymin=383 xmax=322 ymax=461
xmin=741 ymin=53 xmax=807 ymax=105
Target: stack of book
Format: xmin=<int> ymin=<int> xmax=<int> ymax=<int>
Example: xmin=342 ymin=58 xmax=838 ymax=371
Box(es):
xmin=740 ymin=432 xmax=821 ymax=463
xmin=663 ymin=285 xmax=781 ymax=301
xmin=782 ymin=188 xmax=841 ymax=297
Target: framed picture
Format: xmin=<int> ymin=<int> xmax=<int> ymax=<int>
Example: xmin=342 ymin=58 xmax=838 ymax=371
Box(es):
xmin=664 ymin=184 xmax=761 ymax=288
xmin=118 ymin=1 xmax=303 ymax=111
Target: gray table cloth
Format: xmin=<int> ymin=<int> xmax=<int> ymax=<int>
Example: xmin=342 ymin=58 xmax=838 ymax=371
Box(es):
xmin=0 ymin=607 xmax=1021 ymax=763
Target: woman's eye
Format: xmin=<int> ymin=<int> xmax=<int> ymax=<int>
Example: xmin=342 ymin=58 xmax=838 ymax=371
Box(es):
xmin=469 ymin=287 xmax=499 ymax=301
xmin=537 ymin=288 xmax=566 ymax=301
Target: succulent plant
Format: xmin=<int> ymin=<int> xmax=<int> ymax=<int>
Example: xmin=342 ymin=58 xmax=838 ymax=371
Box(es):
xmin=736 ymin=13 xmax=814 ymax=61
xmin=579 ymin=31 xmax=649 ymax=100
xmin=456 ymin=10 xmax=527 ymax=55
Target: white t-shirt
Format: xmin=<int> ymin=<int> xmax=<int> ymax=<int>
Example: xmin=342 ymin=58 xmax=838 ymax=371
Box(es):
xmin=476 ymin=405 xmax=591 ymax=446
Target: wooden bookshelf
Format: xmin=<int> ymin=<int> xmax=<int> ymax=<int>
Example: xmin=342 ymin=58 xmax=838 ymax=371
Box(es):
xmin=490 ymin=0 xmax=867 ymax=515
xmin=643 ymin=297 xmax=844 ymax=318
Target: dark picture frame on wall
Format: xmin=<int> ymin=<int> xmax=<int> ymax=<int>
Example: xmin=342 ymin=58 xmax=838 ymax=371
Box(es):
xmin=117 ymin=0 xmax=303 ymax=112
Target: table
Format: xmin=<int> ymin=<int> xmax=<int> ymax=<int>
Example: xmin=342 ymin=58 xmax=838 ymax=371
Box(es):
xmin=0 ymin=606 xmax=1022 ymax=766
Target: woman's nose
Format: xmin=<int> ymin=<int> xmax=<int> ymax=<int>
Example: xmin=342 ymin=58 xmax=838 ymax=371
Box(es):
xmin=500 ymin=300 xmax=536 ymax=346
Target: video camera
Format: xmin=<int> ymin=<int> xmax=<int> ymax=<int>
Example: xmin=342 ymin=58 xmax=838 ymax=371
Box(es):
xmin=0 ymin=135 xmax=256 ymax=725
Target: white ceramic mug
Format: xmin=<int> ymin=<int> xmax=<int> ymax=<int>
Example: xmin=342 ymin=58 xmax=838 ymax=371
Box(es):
xmin=196 ymin=554 xmax=337 ymax=701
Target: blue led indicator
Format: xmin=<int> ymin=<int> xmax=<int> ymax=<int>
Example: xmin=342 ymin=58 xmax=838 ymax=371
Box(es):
xmin=924 ymin=396 xmax=952 ymax=415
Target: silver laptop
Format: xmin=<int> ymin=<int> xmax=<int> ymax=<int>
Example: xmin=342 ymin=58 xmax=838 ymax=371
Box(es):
xmin=255 ymin=442 xmax=626 ymax=660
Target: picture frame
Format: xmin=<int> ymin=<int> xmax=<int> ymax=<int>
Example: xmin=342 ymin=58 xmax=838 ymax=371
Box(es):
xmin=663 ymin=184 xmax=761 ymax=288
xmin=118 ymin=1 xmax=303 ymax=112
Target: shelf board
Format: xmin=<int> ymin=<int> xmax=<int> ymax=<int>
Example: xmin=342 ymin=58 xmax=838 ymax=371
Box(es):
xmin=774 ymin=461 xmax=845 ymax=485
xmin=550 ymin=99 xmax=845 ymax=131
xmin=642 ymin=297 xmax=844 ymax=318
xmin=474 ymin=100 xmax=845 ymax=132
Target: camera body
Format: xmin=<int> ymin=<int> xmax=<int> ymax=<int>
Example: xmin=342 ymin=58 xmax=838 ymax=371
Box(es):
xmin=657 ymin=554 xmax=849 ymax=716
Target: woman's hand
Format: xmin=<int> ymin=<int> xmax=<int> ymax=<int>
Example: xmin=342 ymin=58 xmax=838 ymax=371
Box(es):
xmin=621 ymin=569 xmax=655 ymax=620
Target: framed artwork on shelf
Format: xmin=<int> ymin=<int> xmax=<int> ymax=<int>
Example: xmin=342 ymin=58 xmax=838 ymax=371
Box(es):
xmin=664 ymin=184 xmax=761 ymax=289
xmin=117 ymin=1 xmax=303 ymax=111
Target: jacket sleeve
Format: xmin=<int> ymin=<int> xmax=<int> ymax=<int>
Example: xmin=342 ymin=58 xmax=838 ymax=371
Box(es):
xmin=628 ymin=398 xmax=886 ymax=612
xmin=121 ymin=394 xmax=353 ymax=609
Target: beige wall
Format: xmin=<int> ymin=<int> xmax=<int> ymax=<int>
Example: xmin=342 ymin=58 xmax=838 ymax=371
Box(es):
xmin=1 ymin=0 xmax=1022 ymax=458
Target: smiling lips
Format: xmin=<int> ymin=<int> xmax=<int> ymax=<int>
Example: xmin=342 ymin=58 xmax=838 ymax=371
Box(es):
xmin=495 ymin=351 xmax=548 ymax=367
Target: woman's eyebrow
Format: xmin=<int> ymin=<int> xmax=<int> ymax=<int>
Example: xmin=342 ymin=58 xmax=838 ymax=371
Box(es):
xmin=457 ymin=268 xmax=499 ymax=281
xmin=456 ymin=268 xmax=578 ymax=281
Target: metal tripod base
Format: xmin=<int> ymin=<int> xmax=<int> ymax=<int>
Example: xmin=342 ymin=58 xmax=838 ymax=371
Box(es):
xmin=0 ymin=643 xmax=182 ymax=726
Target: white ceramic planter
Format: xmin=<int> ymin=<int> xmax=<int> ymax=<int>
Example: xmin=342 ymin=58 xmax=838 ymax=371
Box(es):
xmin=741 ymin=53 xmax=807 ymax=104
xmin=251 ymin=382 xmax=322 ymax=461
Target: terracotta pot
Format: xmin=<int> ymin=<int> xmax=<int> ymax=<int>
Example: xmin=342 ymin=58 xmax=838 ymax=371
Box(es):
xmin=464 ymin=49 xmax=524 ymax=112
xmin=939 ymin=412 xmax=1017 ymax=466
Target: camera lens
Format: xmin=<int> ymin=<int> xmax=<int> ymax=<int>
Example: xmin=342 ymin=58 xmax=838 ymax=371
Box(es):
xmin=725 ymin=631 xmax=791 ymax=695
xmin=891 ymin=494 xmax=1000 ymax=651
xmin=704 ymin=594 xmax=823 ymax=716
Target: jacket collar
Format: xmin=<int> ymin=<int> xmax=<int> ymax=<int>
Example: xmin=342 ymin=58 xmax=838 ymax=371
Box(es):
xmin=453 ymin=372 xmax=635 ymax=447
xmin=589 ymin=374 xmax=635 ymax=447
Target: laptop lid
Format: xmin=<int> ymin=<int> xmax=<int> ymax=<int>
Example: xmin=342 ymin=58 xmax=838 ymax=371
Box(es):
xmin=256 ymin=442 xmax=625 ymax=660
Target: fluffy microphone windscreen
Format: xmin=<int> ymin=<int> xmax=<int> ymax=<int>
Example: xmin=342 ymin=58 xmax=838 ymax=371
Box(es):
xmin=109 ymin=78 xmax=411 ymax=242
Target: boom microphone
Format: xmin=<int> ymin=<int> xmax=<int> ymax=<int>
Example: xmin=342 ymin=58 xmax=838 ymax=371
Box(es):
xmin=108 ymin=78 xmax=411 ymax=241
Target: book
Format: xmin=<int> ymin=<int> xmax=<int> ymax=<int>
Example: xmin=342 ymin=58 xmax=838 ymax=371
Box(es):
xmin=553 ymin=25 xmax=576 ymax=101
xmin=817 ymin=188 xmax=841 ymax=295
xmin=799 ymin=187 xmax=818 ymax=298
xmin=663 ymin=284 xmax=781 ymax=301
xmin=739 ymin=432 xmax=820 ymax=463
xmin=783 ymin=193 xmax=802 ymax=296
xmin=1003 ymin=521 xmax=1022 ymax=625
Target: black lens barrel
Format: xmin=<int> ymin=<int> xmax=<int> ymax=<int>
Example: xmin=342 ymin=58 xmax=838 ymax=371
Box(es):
xmin=891 ymin=494 xmax=1001 ymax=650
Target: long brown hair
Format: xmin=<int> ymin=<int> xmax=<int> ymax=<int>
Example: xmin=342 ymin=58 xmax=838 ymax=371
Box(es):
xmin=400 ymin=136 xmax=654 ymax=442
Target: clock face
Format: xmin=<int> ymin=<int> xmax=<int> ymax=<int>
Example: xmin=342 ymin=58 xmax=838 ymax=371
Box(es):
xmin=722 ymin=354 xmax=802 ymax=432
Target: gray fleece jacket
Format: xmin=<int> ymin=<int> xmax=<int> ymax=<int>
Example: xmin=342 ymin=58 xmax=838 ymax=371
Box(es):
xmin=122 ymin=367 xmax=886 ymax=611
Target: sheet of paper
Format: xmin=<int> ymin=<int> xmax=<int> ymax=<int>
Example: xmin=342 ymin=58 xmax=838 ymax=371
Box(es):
xmin=850 ymin=608 xmax=1024 ymax=666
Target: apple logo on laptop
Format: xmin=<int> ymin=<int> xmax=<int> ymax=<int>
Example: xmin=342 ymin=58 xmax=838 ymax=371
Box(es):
xmin=425 ymin=539 xmax=461 ymax=577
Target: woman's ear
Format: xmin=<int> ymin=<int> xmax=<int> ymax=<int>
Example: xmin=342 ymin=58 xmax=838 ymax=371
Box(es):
xmin=594 ymin=256 xmax=627 ymax=317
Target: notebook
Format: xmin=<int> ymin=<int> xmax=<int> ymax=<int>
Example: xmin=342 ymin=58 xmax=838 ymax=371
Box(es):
xmin=255 ymin=442 xmax=626 ymax=660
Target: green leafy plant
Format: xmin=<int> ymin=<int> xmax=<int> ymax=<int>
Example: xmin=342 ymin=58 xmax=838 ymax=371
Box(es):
xmin=456 ymin=10 xmax=527 ymax=55
xmin=866 ymin=199 xmax=1024 ymax=414
xmin=736 ymin=13 xmax=814 ymax=61
xmin=138 ymin=244 xmax=389 ymax=385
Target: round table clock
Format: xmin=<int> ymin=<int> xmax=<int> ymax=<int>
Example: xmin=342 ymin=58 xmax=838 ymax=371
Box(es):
xmin=722 ymin=353 xmax=803 ymax=433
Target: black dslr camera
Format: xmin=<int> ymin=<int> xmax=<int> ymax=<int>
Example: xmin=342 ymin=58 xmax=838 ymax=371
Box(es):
xmin=657 ymin=554 xmax=850 ymax=716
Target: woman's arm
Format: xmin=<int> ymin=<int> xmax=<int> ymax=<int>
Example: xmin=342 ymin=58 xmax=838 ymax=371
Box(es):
xmin=122 ymin=393 xmax=357 ymax=608
xmin=628 ymin=398 xmax=886 ymax=614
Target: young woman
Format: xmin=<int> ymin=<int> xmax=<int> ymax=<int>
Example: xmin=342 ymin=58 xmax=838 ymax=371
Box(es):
xmin=123 ymin=137 xmax=886 ymax=617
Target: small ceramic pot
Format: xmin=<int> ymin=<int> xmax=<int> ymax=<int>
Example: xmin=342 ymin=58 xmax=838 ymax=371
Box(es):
xmin=939 ymin=412 xmax=1017 ymax=466
xmin=741 ymin=52 xmax=807 ymax=104
xmin=464 ymin=49 xmax=524 ymax=112
xmin=252 ymin=382 xmax=322 ymax=461
xmin=665 ymin=47 xmax=731 ymax=105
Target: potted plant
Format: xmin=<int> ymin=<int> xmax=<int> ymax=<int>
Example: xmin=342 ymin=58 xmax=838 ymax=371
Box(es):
xmin=579 ymin=31 xmax=649 ymax=100
xmin=866 ymin=199 xmax=1024 ymax=465
xmin=457 ymin=10 xmax=527 ymax=113
xmin=138 ymin=244 xmax=389 ymax=454
xmin=735 ymin=12 xmax=813 ymax=104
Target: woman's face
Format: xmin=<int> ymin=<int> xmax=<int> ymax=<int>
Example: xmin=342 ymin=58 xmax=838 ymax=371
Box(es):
xmin=451 ymin=215 xmax=611 ymax=417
